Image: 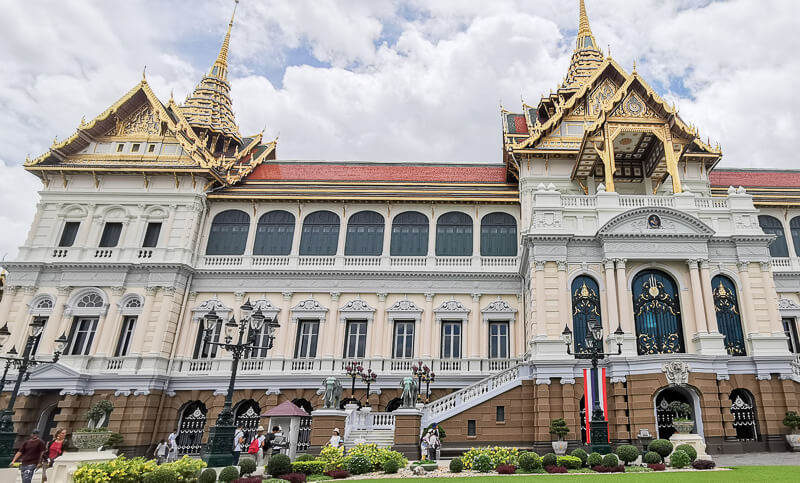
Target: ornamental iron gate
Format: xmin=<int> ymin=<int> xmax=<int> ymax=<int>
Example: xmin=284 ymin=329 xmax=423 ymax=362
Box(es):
xmin=655 ymin=389 xmax=693 ymax=440
xmin=633 ymin=270 xmax=686 ymax=355
xmin=177 ymin=402 xmax=207 ymax=455
xmin=712 ymin=275 xmax=746 ymax=356
xmin=572 ymin=277 xmax=602 ymax=356
xmin=235 ymin=400 xmax=262 ymax=445
xmin=730 ymin=390 xmax=758 ymax=441
xmin=297 ymin=416 xmax=312 ymax=452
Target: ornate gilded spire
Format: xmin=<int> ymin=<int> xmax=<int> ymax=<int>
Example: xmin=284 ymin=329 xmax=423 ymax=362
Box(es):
xmin=562 ymin=0 xmax=604 ymax=91
xmin=181 ymin=0 xmax=242 ymax=150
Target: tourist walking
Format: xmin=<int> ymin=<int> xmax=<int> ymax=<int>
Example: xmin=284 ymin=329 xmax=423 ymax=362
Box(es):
xmin=41 ymin=428 xmax=66 ymax=482
xmin=232 ymin=424 xmax=245 ymax=464
xmin=10 ymin=429 xmax=46 ymax=483
xmin=255 ymin=426 xmax=266 ymax=466
xmin=155 ymin=439 xmax=168 ymax=465
xmin=167 ymin=429 xmax=178 ymax=462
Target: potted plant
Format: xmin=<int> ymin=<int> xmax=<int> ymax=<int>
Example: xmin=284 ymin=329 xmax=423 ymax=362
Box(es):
xmin=549 ymin=418 xmax=570 ymax=455
xmin=71 ymin=400 xmax=122 ymax=452
xmin=668 ymin=402 xmax=694 ymax=434
xmin=783 ymin=411 xmax=800 ymax=451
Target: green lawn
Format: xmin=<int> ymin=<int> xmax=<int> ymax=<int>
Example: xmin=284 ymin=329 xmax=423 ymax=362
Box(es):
xmin=371 ymin=466 xmax=800 ymax=483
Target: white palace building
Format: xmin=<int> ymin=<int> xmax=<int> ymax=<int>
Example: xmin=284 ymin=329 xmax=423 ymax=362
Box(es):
xmin=0 ymin=0 xmax=799 ymax=457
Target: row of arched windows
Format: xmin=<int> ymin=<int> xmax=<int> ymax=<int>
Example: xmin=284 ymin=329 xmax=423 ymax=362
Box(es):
xmin=758 ymin=215 xmax=800 ymax=258
xmin=206 ymin=210 xmax=518 ymax=257
xmin=571 ymin=270 xmax=746 ymax=356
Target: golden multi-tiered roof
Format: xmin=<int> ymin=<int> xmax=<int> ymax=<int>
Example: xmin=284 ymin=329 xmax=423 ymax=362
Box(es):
xmin=24 ymin=0 xmax=274 ymax=189
xmin=502 ymin=0 xmax=722 ymax=193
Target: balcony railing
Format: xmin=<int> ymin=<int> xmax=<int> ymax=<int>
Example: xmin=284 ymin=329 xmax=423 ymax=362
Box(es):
xmin=199 ymin=255 xmax=519 ymax=272
xmin=772 ymin=257 xmax=796 ymax=271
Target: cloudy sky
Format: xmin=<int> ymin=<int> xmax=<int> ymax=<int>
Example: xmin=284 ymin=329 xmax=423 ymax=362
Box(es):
xmin=0 ymin=0 xmax=797 ymax=260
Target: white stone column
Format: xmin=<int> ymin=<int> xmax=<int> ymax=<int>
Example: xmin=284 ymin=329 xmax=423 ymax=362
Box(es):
xmin=281 ymin=292 xmax=296 ymax=357
xmin=515 ymin=294 xmax=525 ymax=357
xmin=557 ymin=261 xmax=568 ymax=332
xmin=148 ymin=286 xmax=178 ymax=355
xmin=37 ymin=286 xmax=71 ymax=355
xmin=603 ymin=259 xmax=619 ymax=332
xmin=176 ymin=292 xmax=199 ymax=358
xmin=420 ymin=293 xmax=434 ymax=358
xmin=325 ymin=293 xmax=342 ymax=358
xmin=614 ymin=259 xmax=632 ymax=332
xmin=761 ymin=262 xmax=785 ymax=334
xmin=427 ymin=209 xmax=437 ymax=257
xmin=75 ymin=204 xmax=97 ymax=247
xmin=0 ymin=286 xmax=19 ymax=331
xmin=243 ymin=210 xmax=258 ymax=257
xmin=471 ymin=293 xmax=482 ymax=359
xmin=698 ymin=260 xmax=718 ymax=332
xmin=130 ymin=287 xmax=158 ymax=353
xmin=95 ymin=286 xmax=125 ymax=356
xmin=535 ymin=261 xmax=547 ymax=337
xmin=290 ymin=210 xmax=303 ymax=256
xmin=10 ymin=287 xmax=37 ymax=351
xmin=368 ymin=293 xmax=387 ymax=358
xmin=687 ymin=260 xmax=709 ymax=333
xmin=689 ymin=260 xmax=727 ymax=355
xmin=737 ymin=262 xmax=758 ymax=335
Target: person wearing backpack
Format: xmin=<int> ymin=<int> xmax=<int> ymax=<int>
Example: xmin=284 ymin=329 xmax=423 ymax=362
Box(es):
xmin=249 ymin=426 xmax=266 ymax=466
xmin=232 ymin=424 xmax=245 ymax=465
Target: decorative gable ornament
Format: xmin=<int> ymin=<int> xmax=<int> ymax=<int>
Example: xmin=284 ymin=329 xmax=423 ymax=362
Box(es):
xmin=481 ymin=299 xmax=518 ymax=323
xmin=778 ymin=299 xmax=800 ymax=310
xmin=291 ymin=299 xmax=328 ymax=322
xmin=386 ymin=299 xmax=423 ymax=323
xmin=433 ymin=299 xmax=470 ymax=323
xmin=191 ymin=297 xmax=232 ymax=321
xmin=662 ymin=360 xmax=691 ymax=386
xmin=339 ymin=299 xmax=376 ymax=322
xmin=252 ymin=298 xmax=280 ymax=320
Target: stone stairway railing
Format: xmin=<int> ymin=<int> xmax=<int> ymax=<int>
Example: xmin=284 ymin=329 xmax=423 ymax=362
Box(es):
xmin=421 ymin=363 xmax=530 ymax=428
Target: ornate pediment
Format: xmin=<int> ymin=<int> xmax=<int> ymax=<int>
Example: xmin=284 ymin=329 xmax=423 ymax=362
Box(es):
xmin=779 ymin=298 xmax=800 ymax=310
xmin=609 ymin=91 xmax=659 ymax=119
xmin=481 ymin=299 xmax=517 ymax=323
xmin=434 ymin=299 xmax=470 ymax=322
xmin=598 ymin=207 xmax=715 ymax=239
xmin=104 ymin=104 xmax=162 ymax=136
xmin=339 ymin=299 xmax=376 ymax=322
xmin=252 ymin=298 xmax=280 ymax=318
xmin=387 ymin=299 xmax=422 ymax=313
xmin=192 ymin=297 xmax=231 ymax=315
xmin=291 ymin=298 xmax=328 ymax=321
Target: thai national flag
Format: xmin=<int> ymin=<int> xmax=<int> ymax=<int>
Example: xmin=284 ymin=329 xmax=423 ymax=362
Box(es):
xmin=583 ymin=367 xmax=609 ymax=444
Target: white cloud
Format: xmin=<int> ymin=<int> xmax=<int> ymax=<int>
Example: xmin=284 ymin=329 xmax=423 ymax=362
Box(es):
xmin=0 ymin=0 xmax=798 ymax=258
xmin=0 ymin=160 xmax=38 ymax=260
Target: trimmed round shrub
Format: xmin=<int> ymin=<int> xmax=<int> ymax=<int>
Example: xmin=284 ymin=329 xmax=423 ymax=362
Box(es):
xmin=218 ymin=466 xmax=240 ymax=483
xmin=669 ymin=449 xmax=691 ymax=469
xmin=473 ymin=454 xmax=493 ymax=473
xmin=602 ymin=453 xmax=618 ymax=468
xmin=587 ymin=452 xmax=603 ymax=467
xmin=382 ymin=459 xmax=401 ymax=474
xmin=449 ymin=458 xmax=463 ymax=473
xmin=674 ymin=443 xmax=697 ymax=462
xmin=557 ymin=455 xmax=582 ymax=470
xmin=570 ymin=448 xmax=588 ymax=466
xmin=346 ymin=455 xmax=372 ymax=475
xmin=142 ymin=467 xmax=178 ymax=483
xmin=643 ymin=451 xmax=662 ymax=464
xmin=268 ymin=454 xmax=292 ymax=477
xmin=198 ymin=468 xmax=217 ymax=483
xmin=239 ymin=456 xmax=257 ymax=476
xmin=296 ymin=454 xmax=316 ymax=462
xmin=518 ymin=451 xmax=541 ymax=472
xmin=541 ymin=453 xmax=557 ymax=468
xmin=615 ymin=445 xmax=640 ymax=465
xmin=496 ymin=464 xmax=516 ymax=474
xmin=648 ymin=439 xmax=673 ymax=459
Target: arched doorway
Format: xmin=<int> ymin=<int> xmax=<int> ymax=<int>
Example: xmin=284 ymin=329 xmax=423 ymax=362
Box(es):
xmin=385 ymin=398 xmax=403 ymax=412
xmin=291 ymin=398 xmax=313 ymax=453
xmin=292 ymin=398 xmax=313 ymax=414
xmin=234 ymin=399 xmax=261 ymax=444
xmin=177 ymin=401 xmax=207 ymax=456
xmin=730 ymin=389 xmax=759 ymax=441
xmin=36 ymin=404 xmax=61 ymax=443
xmin=654 ymin=387 xmax=701 ymax=439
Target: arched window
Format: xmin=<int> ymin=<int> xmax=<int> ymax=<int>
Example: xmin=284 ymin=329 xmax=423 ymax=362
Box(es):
xmin=206 ymin=210 xmax=250 ymax=255
xmin=76 ymin=293 xmax=104 ymax=308
xmin=176 ymin=401 xmax=207 ymax=456
xmin=436 ymin=212 xmax=473 ymax=256
xmin=390 ymin=211 xmax=428 ymax=256
xmin=632 ymin=270 xmax=685 ymax=355
xmin=480 ymin=212 xmax=517 ymax=256
xmin=234 ymin=400 xmax=262 ymax=444
xmin=758 ymin=215 xmax=789 ymax=257
xmin=729 ymin=389 xmax=759 ymax=441
xmin=712 ymin=275 xmax=746 ymax=356
xmin=254 ymin=210 xmax=295 ymax=255
xmin=299 ymin=211 xmax=340 ymax=256
xmin=345 ymin=211 xmax=384 ymax=256
xmin=571 ymin=276 xmax=602 ymax=355
xmin=790 ymin=217 xmax=800 ymax=257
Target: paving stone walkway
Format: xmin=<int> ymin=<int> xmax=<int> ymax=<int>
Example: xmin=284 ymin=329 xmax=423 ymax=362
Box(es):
xmin=713 ymin=451 xmax=800 ymax=466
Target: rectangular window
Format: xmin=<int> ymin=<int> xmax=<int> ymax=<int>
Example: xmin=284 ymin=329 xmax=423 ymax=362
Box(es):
xmin=344 ymin=320 xmax=368 ymax=359
xmin=147 ymin=144 xmax=156 ymax=153
xmin=116 ymin=144 xmax=124 ymax=153
xmin=142 ymin=222 xmax=162 ymax=248
xmin=130 ymin=143 xmax=140 ymax=153
xmin=66 ymin=317 xmax=99 ymax=355
xmin=783 ymin=317 xmax=800 ymax=353
xmin=489 ymin=322 xmax=509 ymax=359
xmin=467 ymin=420 xmax=476 ymax=437
xmin=114 ymin=316 xmax=137 ymax=356
xmin=295 ymin=320 xmax=320 ymax=358
xmin=193 ymin=317 xmax=222 ymax=358
xmin=30 ymin=316 xmax=48 ymax=355
xmin=393 ymin=321 xmax=415 ymax=359
xmin=58 ymin=222 xmax=80 ymax=247
xmin=248 ymin=324 xmax=272 ymax=358
xmin=441 ymin=321 xmax=462 ymax=359
xmin=496 ymin=406 xmax=505 ymax=422
xmin=99 ymin=222 xmax=123 ymax=247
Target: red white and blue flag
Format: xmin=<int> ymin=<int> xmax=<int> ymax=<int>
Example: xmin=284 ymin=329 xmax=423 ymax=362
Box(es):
xmin=583 ymin=367 xmax=608 ymax=444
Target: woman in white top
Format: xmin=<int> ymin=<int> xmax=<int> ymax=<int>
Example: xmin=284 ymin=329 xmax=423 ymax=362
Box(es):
xmin=255 ymin=426 xmax=266 ymax=466
xmin=328 ymin=428 xmax=343 ymax=449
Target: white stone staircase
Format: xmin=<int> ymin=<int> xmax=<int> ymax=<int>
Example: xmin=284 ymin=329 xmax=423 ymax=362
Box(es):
xmin=344 ymin=409 xmax=396 ymax=448
xmin=344 ymin=428 xmax=396 ymax=448
xmin=421 ymin=363 xmax=530 ymax=428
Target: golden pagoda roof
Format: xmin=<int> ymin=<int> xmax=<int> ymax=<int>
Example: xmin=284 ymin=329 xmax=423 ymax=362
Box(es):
xmin=562 ymin=0 xmax=604 ymax=91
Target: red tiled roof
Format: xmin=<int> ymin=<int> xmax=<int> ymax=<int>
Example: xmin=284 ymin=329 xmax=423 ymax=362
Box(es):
xmin=245 ymin=163 xmax=508 ymax=183
xmin=262 ymin=401 xmax=309 ymax=417
xmin=710 ymin=170 xmax=800 ymax=188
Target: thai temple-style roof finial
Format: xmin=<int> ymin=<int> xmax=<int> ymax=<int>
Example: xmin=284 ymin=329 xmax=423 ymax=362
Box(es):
xmin=562 ymin=0 xmax=604 ymax=91
xmin=180 ymin=0 xmax=243 ymax=150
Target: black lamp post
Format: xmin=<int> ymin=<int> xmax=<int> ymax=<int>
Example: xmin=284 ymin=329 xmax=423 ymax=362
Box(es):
xmin=203 ymin=300 xmax=279 ymax=467
xmin=411 ymin=362 xmax=434 ymax=403
xmin=359 ymin=369 xmax=377 ymax=407
xmin=0 ymin=321 xmax=67 ymax=466
xmin=345 ymin=362 xmax=363 ymax=398
xmin=561 ymin=317 xmax=624 ymax=454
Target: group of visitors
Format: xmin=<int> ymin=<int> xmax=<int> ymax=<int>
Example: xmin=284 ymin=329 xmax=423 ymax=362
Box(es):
xmin=234 ymin=424 xmax=287 ymax=466
xmin=154 ymin=429 xmax=179 ymax=464
xmin=10 ymin=428 xmax=66 ymax=483
xmin=420 ymin=423 xmax=441 ymax=461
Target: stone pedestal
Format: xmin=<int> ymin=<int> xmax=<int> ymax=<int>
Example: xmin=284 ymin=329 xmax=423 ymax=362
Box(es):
xmin=392 ymin=408 xmax=422 ymax=460
xmin=692 ymin=332 xmax=728 ymax=356
xmin=309 ymin=409 xmax=346 ymax=455
xmin=51 ymin=450 xmax=118 ymax=482
xmin=204 ymin=424 xmax=236 ymax=468
xmin=530 ymin=337 xmax=572 ymax=361
xmin=749 ymin=333 xmax=793 ymax=357
xmin=669 ymin=433 xmax=710 ymax=460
